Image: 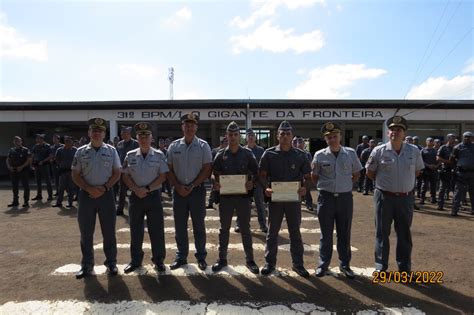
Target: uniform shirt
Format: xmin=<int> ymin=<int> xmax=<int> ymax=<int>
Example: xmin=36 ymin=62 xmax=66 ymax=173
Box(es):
xmin=50 ymin=143 xmax=64 ymax=161
xmin=71 ymin=143 xmax=121 ymax=186
xmin=356 ymin=143 xmax=369 ymax=159
xmin=122 ymin=148 xmax=169 ymax=187
xmin=437 ymin=144 xmax=454 ymax=170
xmin=167 ymin=136 xmax=212 ymax=185
xmin=213 ymin=146 xmax=258 ymax=177
xmin=32 ymin=143 xmax=51 ymax=163
xmin=421 ymin=147 xmax=438 ymax=167
xmin=360 ymin=147 xmax=373 ymax=165
xmin=451 ymin=142 xmax=474 ymax=171
xmin=116 ymin=139 xmax=139 ymax=163
xmin=244 ymin=144 xmax=265 ymax=163
xmin=259 ymin=146 xmax=311 ymax=183
xmin=366 ymin=142 xmax=424 ymax=193
xmin=7 ymin=146 xmax=31 ymax=167
xmin=312 ymin=146 xmax=363 ymax=193
xmin=55 ymin=146 xmax=77 ymax=170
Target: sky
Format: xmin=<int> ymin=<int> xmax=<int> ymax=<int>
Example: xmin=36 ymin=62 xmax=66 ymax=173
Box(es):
xmin=0 ymin=0 xmax=473 ymax=101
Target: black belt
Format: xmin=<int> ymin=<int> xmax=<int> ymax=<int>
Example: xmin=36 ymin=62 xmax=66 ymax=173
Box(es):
xmin=319 ymin=190 xmax=351 ymax=197
xmin=378 ymin=189 xmax=412 ymax=197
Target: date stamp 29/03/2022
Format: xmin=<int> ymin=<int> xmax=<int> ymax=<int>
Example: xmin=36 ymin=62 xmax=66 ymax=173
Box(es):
xmin=372 ymin=271 xmax=444 ymax=284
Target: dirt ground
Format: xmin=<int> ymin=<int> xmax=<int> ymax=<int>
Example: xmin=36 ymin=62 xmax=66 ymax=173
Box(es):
xmin=0 ymin=187 xmax=473 ymax=314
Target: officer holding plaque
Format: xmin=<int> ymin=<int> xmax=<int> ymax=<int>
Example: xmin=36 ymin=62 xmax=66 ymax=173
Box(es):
xmin=258 ymin=120 xmax=312 ymax=277
xmin=211 ymin=121 xmax=260 ymax=274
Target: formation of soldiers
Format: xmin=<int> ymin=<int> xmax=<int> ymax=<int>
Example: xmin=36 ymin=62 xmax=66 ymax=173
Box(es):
xmin=355 ymin=130 xmax=474 ymax=216
xmin=6 ymin=114 xmax=473 ymax=280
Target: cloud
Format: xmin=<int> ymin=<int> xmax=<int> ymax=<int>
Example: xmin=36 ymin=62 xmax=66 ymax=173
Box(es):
xmin=230 ymin=0 xmax=325 ymax=29
xmin=462 ymin=58 xmax=474 ymax=74
xmin=230 ymin=20 xmax=324 ymax=54
xmin=287 ymin=64 xmax=387 ymax=99
xmin=162 ymin=7 xmax=192 ymax=29
xmin=117 ymin=64 xmax=160 ymax=78
xmin=406 ymin=75 xmax=473 ymax=100
xmin=0 ymin=12 xmax=47 ymax=61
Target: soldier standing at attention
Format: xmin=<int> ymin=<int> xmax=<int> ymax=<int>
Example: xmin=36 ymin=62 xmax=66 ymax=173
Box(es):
xmin=166 ymin=113 xmax=212 ymax=271
xmin=52 ymin=136 xmax=77 ymax=208
xmin=211 ymin=121 xmax=260 ymax=274
xmin=259 ymin=121 xmax=312 ymax=278
xmin=295 ymin=136 xmax=315 ymax=212
xmin=116 ymin=126 xmax=139 ymax=215
xmin=312 ymin=122 xmax=362 ymax=278
xmin=366 ymin=116 xmax=424 ymax=273
xmin=360 ymin=139 xmax=376 ymax=195
xmin=50 ymin=134 xmax=64 ymax=196
xmin=122 ymin=122 xmax=168 ymax=274
xmin=355 ymin=135 xmax=369 ymax=193
xmin=117 ymin=126 xmax=138 ymax=215
xmin=244 ymin=128 xmax=268 ymax=232
xmin=6 ymin=136 xmax=32 ymax=207
xmin=450 ymin=131 xmax=474 ymax=216
xmin=436 ymin=133 xmax=456 ymax=210
xmin=31 ymin=133 xmax=53 ymax=201
xmin=72 ymin=118 xmax=121 ymax=279
xmin=420 ymin=137 xmax=440 ymax=205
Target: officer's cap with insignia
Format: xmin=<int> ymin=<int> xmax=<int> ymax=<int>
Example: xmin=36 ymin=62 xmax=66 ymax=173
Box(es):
xmin=413 ymin=136 xmax=419 ymax=140
xmin=226 ymin=121 xmax=240 ymax=133
xmin=405 ymin=136 xmax=413 ymax=141
xmin=362 ymin=135 xmax=369 ymax=140
xmin=463 ymin=131 xmax=472 ymax=137
xmin=321 ymin=121 xmax=342 ymax=136
xmin=35 ymin=133 xmax=45 ymax=139
xmin=121 ymin=125 xmax=132 ymax=133
xmin=386 ymin=115 xmax=408 ymax=131
xmin=278 ymin=120 xmax=293 ymax=132
xmin=426 ymin=137 xmax=433 ymax=141
xmin=134 ymin=122 xmax=152 ymax=135
xmin=246 ymin=128 xmax=255 ymax=135
xmin=447 ymin=133 xmax=456 ymax=138
xmin=88 ymin=117 xmax=107 ymax=130
xmin=181 ymin=112 xmax=199 ymax=124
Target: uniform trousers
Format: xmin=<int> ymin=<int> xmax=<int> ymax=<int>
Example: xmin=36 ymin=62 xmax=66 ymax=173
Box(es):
xmin=77 ymin=189 xmax=117 ymax=268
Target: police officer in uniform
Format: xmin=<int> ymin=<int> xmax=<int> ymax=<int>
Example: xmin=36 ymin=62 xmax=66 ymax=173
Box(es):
xmin=294 ymin=136 xmax=315 ymax=211
xmin=31 ymin=134 xmax=53 ymax=201
xmin=167 ymin=113 xmax=212 ymax=271
xmin=450 ymin=131 xmax=474 ymax=216
xmin=6 ymin=136 xmax=32 ymax=207
xmin=158 ymin=138 xmax=172 ymax=197
xmin=259 ymin=120 xmax=311 ymax=277
xmin=207 ymin=136 xmax=228 ymax=210
xmin=72 ymin=118 xmax=121 ymax=279
xmin=436 ymin=133 xmax=456 ymax=210
xmin=211 ymin=122 xmax=260 ymax=274
xmin=412 ymin=136 xmax=423 ymax=198
xmin=244 ymin=128 xmax=268 ymax=232
xmin=420 ymin=137 xmax=440 ymax=204
xmin=312 ymin=122 xmax=363 ymax=278
xmin=116 ymin=126 xmax=139 ymax=215
xmin=52 ymin=136 xmax=77 ymax=208
xmin=355 ymin=135 xmax=369 ymax=192
xmin=50 ymin=134 xmax=64 ymax=196
xmin=360 ymin=139 xmax=376 ymax=195
xmin=122 ymin=122 xmax=169 ymax=273
xmin=366 ymin=116 xmax=424 ymax=272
